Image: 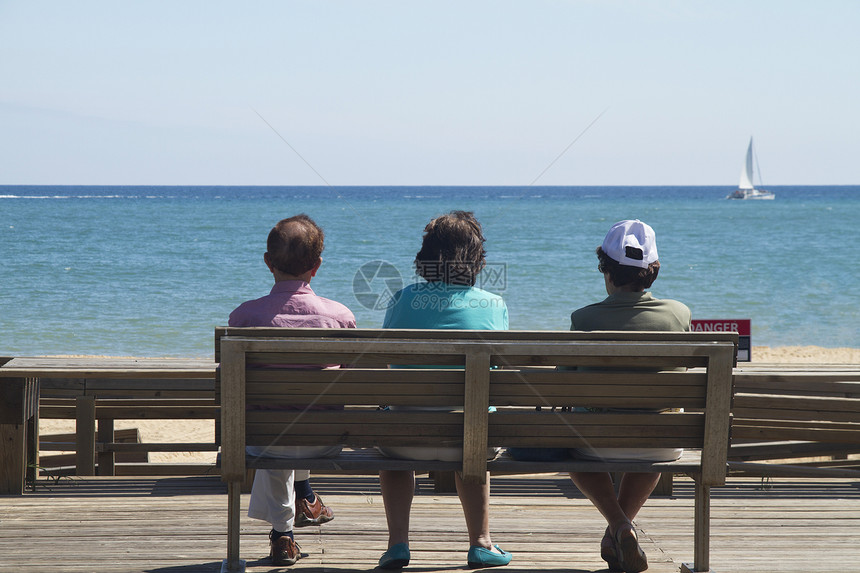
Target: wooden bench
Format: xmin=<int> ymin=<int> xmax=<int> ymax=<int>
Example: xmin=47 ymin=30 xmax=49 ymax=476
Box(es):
xmin=217 ymin=327 xmax=737 ymax=573
xmin=0 ymin=356 xmax=217 ymax=485
xmin=728 ymin=365 xmax=860 ymax=477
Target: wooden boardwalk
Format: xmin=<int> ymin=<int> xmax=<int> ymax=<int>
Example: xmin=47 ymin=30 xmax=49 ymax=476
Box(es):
xmin=1 ymin=473 xmax=859 ymax=573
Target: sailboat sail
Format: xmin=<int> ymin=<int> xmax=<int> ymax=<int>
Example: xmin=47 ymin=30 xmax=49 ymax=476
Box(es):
xmin=728 ymin=137 xmax=775 ymax=200
xmin=738 ymin=139 xmax=755 ymax=190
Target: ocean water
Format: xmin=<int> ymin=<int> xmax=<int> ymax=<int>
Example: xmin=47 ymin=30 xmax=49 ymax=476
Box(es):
xmin=1 ymin=185 xmax=858 ymax=358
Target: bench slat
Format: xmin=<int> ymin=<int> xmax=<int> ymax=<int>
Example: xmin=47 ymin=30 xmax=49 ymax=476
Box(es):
xmin=492 ymin=368 xmax=706 ymax=385
xmin=214 ymin=327 xmax=738 ymax=362
xmin=734 ymin=376 xmax=860 ymax=397
xmin=728 ymin=440 xmax=860 ymax=461
xmin=92 ymin=405 xmax=219 ymax=419
xmin=734 ymin=393 xmax=860 ymax=417
xmin=245 ymin=368 xmax=464 ymax=383
xmin=247 ymin=352 xmax=465 ymax=366
xmin=732 ymin=421 xmax=860 ymax=443
xmin=235 ymin=337 xmax=729 ymax=355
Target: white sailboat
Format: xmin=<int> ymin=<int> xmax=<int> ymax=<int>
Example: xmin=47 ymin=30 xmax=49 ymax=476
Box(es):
xmin=727 ymin=137 xmax=775 ymax=200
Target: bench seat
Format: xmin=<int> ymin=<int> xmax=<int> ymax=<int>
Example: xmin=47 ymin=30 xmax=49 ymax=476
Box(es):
xmin=245 ymin=447 xmax=704 ymax=474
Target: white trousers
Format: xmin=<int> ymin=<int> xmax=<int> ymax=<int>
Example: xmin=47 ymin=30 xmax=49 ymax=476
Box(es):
xmin=245 ymin=445 xmax=341 ymax=532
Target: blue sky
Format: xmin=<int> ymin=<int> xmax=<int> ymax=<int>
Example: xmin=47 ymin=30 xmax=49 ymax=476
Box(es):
xmin=1 ymin=1 xmax=858 ymax=186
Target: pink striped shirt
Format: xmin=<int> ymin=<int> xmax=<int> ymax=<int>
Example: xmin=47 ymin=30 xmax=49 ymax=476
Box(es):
xmin=228 ymin=280 xmax=355 ymax=329
xmin=228 ymin=280 xmax=355 ymax=410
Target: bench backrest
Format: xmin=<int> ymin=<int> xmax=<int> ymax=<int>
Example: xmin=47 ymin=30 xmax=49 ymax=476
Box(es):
xmin=217 ymin=328 xmax=737 ymax=485
xmin=731 ymin=370 xmax=860 ymax=448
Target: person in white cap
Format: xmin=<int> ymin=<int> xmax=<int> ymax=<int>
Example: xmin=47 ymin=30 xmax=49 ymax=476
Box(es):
xmin=569 ymin=219 xmax=691 ymax=573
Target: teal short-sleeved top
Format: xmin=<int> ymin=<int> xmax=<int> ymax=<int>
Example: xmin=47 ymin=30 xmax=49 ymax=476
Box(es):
xmin=383 ymin=282 xmax=508 ymax=330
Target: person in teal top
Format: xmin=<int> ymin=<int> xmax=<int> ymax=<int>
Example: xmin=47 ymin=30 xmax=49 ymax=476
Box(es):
xmin=383 ymin=282 xmax=508 ymax=330
xmin=377 ymin=211 xmax=512 ymax=570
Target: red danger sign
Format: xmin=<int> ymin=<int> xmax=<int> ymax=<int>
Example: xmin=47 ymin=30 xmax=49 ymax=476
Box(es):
xmin=691 ymin=319 xmax=751 ymax=336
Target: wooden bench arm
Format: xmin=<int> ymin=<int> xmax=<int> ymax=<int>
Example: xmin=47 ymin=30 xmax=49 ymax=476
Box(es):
xmin=462 ymin=351 xmax=490 ymax=484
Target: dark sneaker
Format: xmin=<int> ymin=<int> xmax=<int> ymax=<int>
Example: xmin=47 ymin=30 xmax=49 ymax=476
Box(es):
xmin=270 ymin=533 xmax=301 ymax=566
xmin=294 ymin=494 xmax=334 ymax=527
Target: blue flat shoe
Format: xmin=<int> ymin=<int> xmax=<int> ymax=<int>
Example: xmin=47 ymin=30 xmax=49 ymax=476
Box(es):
xmin=378 ymin=542 xmax=410 ymax=569
xmin=467 ymin=545 xmax=512 ymax=569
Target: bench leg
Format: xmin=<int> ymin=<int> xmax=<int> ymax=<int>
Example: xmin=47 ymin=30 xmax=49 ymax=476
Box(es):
xmin=653 ymin=471 xmax=674 ymax=497
xmin=75 ymin=396 xmax=96 ymax=476
xmin=681 ymin=478 xmax=713 ymax=573
xmin=97 ymin=418 xmax=115 ymax=476
xmin=430 ymin=470 xmax=457 ymax=493
xmin=1 ymin=376 xmax=38 ymax=494
xmin=221 ymin=480 xmax=246 ymax=573
xmin=26 ymin=412 xmax=39 ymax=487
xmin=0 ymin=423 xmax=27 ymax=494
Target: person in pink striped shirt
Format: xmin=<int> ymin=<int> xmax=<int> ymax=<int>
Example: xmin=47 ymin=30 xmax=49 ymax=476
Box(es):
xmin=228 ymin=214 xmax=355 ymax=566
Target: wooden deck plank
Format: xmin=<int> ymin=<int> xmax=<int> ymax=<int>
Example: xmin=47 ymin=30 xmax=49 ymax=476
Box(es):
xmin=2 ymin=474 xmax=859 ymax=572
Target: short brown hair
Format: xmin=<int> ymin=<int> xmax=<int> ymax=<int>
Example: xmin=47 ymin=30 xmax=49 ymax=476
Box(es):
xmin=596 ymin=246 xmax=660 ymax=290
xmin=266 ymin=214 xmax=324 ymax=276
xmin=414 ymin=211 xmax=486 ymax=286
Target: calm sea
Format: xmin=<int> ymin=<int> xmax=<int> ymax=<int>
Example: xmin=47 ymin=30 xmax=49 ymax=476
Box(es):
xmin=1 ymin=185 xmax=858 ymax=357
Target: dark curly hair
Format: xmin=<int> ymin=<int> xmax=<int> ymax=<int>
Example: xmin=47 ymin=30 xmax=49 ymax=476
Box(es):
xmin=414 ymin=211 xmax=486 ymax=286
xmin=266 ymin=214 xmax=324 ymax=276
xmin=596 ymin=246 xmax=660 ymax=290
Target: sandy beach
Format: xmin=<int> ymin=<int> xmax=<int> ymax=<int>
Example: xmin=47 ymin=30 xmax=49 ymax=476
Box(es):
xmin=36 ymin=345 xmax=860 ymax=464
xmin=750 ymin=345 xmax=860 ymax=364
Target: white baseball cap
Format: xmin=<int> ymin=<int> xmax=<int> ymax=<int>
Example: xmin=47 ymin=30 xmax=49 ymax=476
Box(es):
xmin=601 ymin=219 xmax=658 ymax=269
